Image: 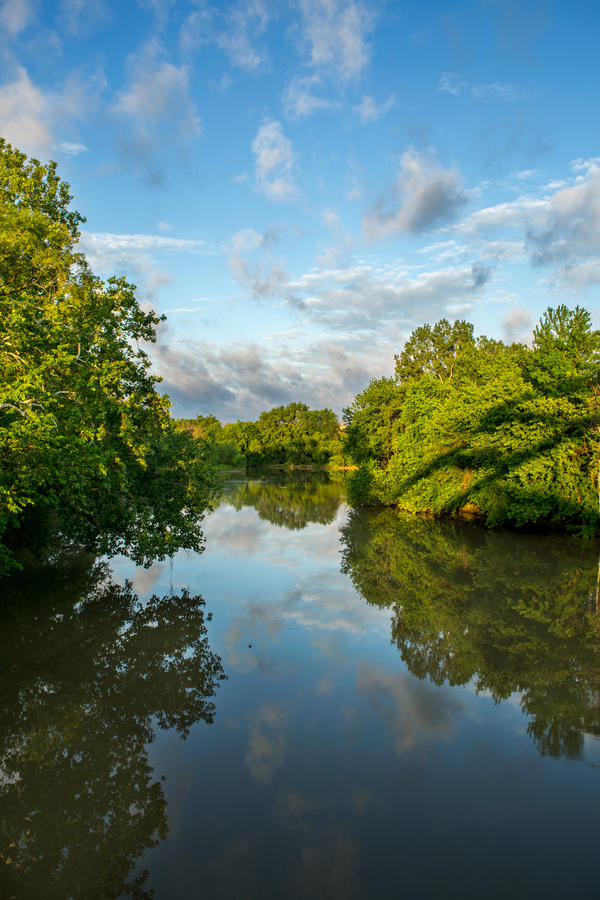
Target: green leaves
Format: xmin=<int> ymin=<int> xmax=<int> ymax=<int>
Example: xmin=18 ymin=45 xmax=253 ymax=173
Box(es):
xmin=394 ymin=318 xmax=475 ymax=384
xmin=349 ymin=309 xmax=600 ymax=533
xmin=0 ymin=140 xmax=217 ymax=571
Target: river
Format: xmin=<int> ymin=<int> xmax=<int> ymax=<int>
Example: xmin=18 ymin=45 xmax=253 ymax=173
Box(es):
xmin=2 ymin=471 xmax=600 ymax=899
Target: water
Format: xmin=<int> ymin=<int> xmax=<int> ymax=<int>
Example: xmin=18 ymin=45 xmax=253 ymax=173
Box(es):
xmin=2 ymin=471 xmax=600 ymax=899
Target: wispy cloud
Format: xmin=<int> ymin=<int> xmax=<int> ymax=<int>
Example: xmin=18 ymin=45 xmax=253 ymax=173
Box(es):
xmin=282 ymin=74 xmax=339 ymax=118
xmin=252 ymin=120 xmax=297 ymax=201
xmin=58 ymin=140 xmax=88 ymax=155
xmin=78 ymin=231 xmax=215 ymax=303
xmin=217 ymin=0 xmax=270 ymax=70
xmin=113 ymin=40 xmax=201 ymax=137
xmin=437 ymin=72 xmax=465 ymax=95
xmin=297 ymin=0 xmax=375 ymax=82
xmin=438 ymin=71 xmax=532 ymax=102
xmin=110 ymin=40 xmax=201 ymax=183
xmin=0 ymin=0 xmax=34 ymax=36
xmin=180 ymin=0 xmax=271 ymax=70
xmin=353 ymin=93 xmax=395 ymax=123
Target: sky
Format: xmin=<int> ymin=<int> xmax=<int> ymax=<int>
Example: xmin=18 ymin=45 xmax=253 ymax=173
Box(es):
xmin=1 ymin=0 xmax=600 ymax=420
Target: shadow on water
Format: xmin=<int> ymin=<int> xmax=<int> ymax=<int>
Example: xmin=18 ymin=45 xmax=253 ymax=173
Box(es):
xmin=340 ymin=505 xmax=600 ymax=760
xmin=221 ymin=470 xmax=347 ymax=530
xmin=0 ymin=540 xmax=226 ymax=899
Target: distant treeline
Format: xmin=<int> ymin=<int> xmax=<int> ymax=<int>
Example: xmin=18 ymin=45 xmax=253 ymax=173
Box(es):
xmin=175 ymin=402 xmax=348 ymax=469
xmin=343 ymin=305 xmax=600 ymax=533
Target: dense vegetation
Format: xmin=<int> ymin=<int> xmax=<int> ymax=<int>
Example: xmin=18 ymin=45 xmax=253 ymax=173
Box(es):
xmin=0 ymin=141 xmax=217 ymax=572
xmin=176 ymin=401 xmax=347 ymax=470
xmin=344 ymin=310 xmax=600 ymax=533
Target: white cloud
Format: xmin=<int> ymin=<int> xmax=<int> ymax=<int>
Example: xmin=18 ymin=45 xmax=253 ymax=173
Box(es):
xmin=180 ymin=1 xmax=270 ymax=70
xmin=78 ymin=231 xmax=215 ymax=303
xmin=114 ymin=42 xmax=201 ymax=138
xmin=438 ymin=72 xmax=464 ymax=95
xmin=0 ymin=0 xmax=33 ymax=35
xmin=228 ymin=227 xmax=293 ymax=301
xmin=438 ymin=72 xmax=530 ymax=102
xmin=297 ymin=0 xmax=375 ymax=81
xmin=58 ymin=140 xmax=88 ymax=155
xmin=149 ymin=251 xmax=491 ymax=419
xmin=502 ymin=308 xmax=533 ymax=343
xmin=80 ymin=232 xmax=213 ymax=257
xmin=0 ymin=66 xmax=100 ymax=158
xmin=288 ymin=261 xmax=490 ymax=330
xmin=0 ymin=67 xmax=53 ymax=156
xmin=553 ymin=261 xmax=600 ymax=291
xmin=353 ymin=93 xmax=395 ymax=123
xmin=456 ymin=158 xmax=600 ymax=284
xmin=282 ymin=74 xmax=338 ymax=118
xmin=217 ymin=0 xmax=270 ymax=70
xmin=471 ymin=81 xmax=527 ymax=102
xmin=252 ymin=120 xmax=296 ymax=201
xmin=363 ymin=148 xmax=469 ymax=239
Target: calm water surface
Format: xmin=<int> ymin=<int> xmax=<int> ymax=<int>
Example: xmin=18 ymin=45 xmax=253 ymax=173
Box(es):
xmin=2 ymin=471 xmax=600 ymax=899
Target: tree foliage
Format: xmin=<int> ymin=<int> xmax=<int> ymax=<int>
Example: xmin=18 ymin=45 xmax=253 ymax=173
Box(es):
xmin=0 ymin=140 xmax=217 ymax=571
xmin=176 ymin=401 xmax=347 ymax=470
xmin=345 ymin=307 xmax=600 ymax=532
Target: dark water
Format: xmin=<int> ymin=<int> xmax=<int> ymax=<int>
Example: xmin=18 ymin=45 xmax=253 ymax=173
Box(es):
xmin=2 ymin=471 xmax=600 ymax=899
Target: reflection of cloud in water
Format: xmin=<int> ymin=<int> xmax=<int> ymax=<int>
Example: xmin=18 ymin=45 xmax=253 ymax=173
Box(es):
xmin=245 ymin=705 xmax=288 ymax=783
xmin=130 ymin=561 xmax=167 ymax=595
xmin=223 ymin=577 xmax=388 ymax=675
xmin=203 ymin=505 xmax=266 ymax=556
xmin=278 ymin=583 xmax=387 ymax=637
xmin=204 ymin=502 xmax=348 ymax=569
xmin=356 ymin=662 xmax=463 ymax=751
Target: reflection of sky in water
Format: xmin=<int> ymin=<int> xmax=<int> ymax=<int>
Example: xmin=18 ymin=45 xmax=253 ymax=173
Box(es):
xmin=116 ymin=487 xmax=600 ymax=899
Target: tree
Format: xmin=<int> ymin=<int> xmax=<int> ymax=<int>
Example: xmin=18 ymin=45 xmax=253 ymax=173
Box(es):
xmin=342 ymin=376 xmax=401 ymax=465
xmin=528 ymin=304 xmax=600 ymax=395
xmin=0 ymin=140 xmax=216 ymax=571
xmin=394 ymin=318 xmax=475 ymax=384
xmin=348 ymin=310 xmax=600 ymax=533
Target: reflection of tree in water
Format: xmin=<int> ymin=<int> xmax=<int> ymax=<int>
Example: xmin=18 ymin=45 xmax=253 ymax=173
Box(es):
xmin=0 ymin=543 xmax=226 ymax=899
xmin=340 ymin=507 xmax=600 ymax=760
xmin=223 ymin=471 xmax=346 ymax=530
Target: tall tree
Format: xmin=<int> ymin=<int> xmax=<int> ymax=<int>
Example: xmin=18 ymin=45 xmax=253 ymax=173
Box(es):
xmin=0 ymin=140 xmax=216 ymax=571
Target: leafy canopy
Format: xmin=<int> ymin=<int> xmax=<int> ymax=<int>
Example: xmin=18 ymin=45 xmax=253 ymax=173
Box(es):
xmin=0 ymin=140 xmax=216 ymax=571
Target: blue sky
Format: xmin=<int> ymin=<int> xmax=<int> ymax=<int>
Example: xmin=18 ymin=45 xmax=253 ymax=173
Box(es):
xmin=1 ymin=0 xmax=599 ymax=419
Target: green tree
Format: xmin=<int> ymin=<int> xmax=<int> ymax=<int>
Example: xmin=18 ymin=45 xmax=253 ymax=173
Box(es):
xmin=343 ymin=377 xmax=402 ymax=466
xmin=0 ymin=140 xmax=217 ymax=571
xmin=348 ymin=310 xmax=600 ymax=533
xmin=394 ymin=318 xmax=475 ymax=384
